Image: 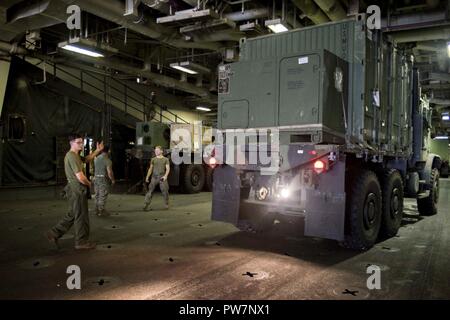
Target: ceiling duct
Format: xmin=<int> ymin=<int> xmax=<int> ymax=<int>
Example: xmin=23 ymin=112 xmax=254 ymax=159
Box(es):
xmin=180 ymin=18 xmax=236 ymax=37
xmin=225 ymin=8 xmax=271 ymax=22
xmin=291 ymin=0 xmax=330 ymax=25
xmin=0 ymin=40 xmax=28 ymax=55
xmin=0 ymin=0 xmax=66 ymax=42
xmin=382 ymin=11 xmax=446 ymax=31
xmin=141 ymin=0 xmax=171 ymax=14
xmin=312 ymin=0 xmax=347 ymax=21
xmin=192 ymin=31 xmax=244 ymax=43
xmin=59 ymin=0 xmax=222 ymax=50
xmin=390 ymin=26 xmax=450 ymax=43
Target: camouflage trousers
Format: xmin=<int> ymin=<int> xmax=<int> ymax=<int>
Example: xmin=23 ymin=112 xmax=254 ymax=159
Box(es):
xmin=144 ymin=176 xmax=169 ymax=205
xmin=94 ymin=177 xmax=110 ymax=211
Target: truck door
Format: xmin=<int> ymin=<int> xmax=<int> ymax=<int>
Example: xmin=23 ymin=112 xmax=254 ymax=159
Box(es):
xmin=278 ymin=54 xmax=320 ymax=126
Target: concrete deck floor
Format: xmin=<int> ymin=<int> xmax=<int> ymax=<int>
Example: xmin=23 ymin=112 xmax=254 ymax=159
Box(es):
xmin=0 ymin=179 xmax=449 ymax=300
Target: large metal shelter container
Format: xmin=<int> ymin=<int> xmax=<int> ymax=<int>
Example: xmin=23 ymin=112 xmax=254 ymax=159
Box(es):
xmin=218 ymin=16 xmax=413 ymax=157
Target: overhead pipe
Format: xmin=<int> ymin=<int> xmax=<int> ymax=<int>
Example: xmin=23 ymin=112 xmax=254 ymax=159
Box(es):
xmin=0 ymin=0 xmax=66 ymax=42
xmin=59 ymin=0 xmax=222 ymax=50
xmin=193 ymin=31 xmax=245 ymax=43
xmin=390 ymin=26 xmax=450 ymax=43
xmin=225 ymin=8 xmax=271 ymax=21
xmin=381 ymin=11 xmax=446 ymax=31
xmin=312 ymin=0 xmax=347 ymax=21
xmin=291 ymin=0 xmax=330 ymax=25
xmin=0 ymin=41 xmax=28 ymax=55
xmin=415 ymin=43 xmax=445 ymax=53
xmin=140 ymin=0 xmax=171 ymax=14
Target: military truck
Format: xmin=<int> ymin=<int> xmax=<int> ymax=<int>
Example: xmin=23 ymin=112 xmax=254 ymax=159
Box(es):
xmin=134 ymin=121 xmax=214 ymax=193
xmin=210 ymin=16 xmax=441 ymax=250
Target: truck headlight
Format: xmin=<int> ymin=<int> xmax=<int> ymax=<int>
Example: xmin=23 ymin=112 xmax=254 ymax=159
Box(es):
xmin=256 ymin=186 xmax=269 ymax=200
xmin=280 ymin=188 xmax=290 ymax=199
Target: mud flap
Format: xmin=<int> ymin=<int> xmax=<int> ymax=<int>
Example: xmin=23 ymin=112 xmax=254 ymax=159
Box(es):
xmin=304 ymin=159 xmax=346 ymax=241
xmin=211 ymin=165 xmax=241 ymax=225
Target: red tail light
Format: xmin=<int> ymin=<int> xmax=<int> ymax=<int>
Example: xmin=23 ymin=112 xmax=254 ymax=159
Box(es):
xmin=313 ymin=160 xmax=325 ymax=174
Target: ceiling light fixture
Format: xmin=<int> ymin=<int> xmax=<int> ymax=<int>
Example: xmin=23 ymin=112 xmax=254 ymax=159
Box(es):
xmin=58 ymin=38 xmax=117 ymax=58
xmin=170 ymin=61 xmax=211 ymax=75
xmin=196 ymin=106 xmax=211 ymax=112
xmin=265 ymin=18 xmax=290 ymax=33
xmin=59 ymin=44 xmax=104 ymax=58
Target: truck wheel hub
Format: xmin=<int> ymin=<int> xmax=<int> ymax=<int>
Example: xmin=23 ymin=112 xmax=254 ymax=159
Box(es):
xmin=191 ymin=172 xmax=200 ymax=185
xmin=364 ymin=193 xmax=377 ymax=228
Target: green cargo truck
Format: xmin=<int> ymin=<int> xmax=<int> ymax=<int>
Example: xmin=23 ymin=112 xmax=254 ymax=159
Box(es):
xmin=210 ymin=16 xmax=442 ymax=250
xmin=134 ymin=121 xmax=214 ymax=193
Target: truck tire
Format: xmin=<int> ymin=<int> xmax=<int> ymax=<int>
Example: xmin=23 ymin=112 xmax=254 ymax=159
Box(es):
xmin=380 ymin=170 xmax=404 ymax=238
xmin=417 ymin=168 xmax=439 ymax=216
xmin=182 ymin=164 xmax=205 ymax=194
xmin=344 ymin=170 xmax=382 ymax=250
xmin=405 ymin=172 xmax=420 ymax=196
xmin=204 ymin=166 xmax=214 ymax=192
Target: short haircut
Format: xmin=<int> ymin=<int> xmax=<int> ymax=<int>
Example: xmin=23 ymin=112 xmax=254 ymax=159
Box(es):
xmin=68 ymin=133 xmax=83 ymax=142
xmin=102 ymin=145 xmax=110 ymax=153
xmin=155 ymin=146 xmax=163 ymax=150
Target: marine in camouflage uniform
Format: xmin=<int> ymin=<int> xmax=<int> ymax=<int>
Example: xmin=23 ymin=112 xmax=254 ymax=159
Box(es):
xmin=46 ymin=134 xmax=104 ymax=250
xmin=144 ymin=146 xmax=170 ymax=211
xmin=94 ymin=145 xmax=115 ymax=217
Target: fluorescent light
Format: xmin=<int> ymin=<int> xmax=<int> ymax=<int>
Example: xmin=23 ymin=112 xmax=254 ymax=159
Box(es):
xmin=60 ymin=44 xmax=104 ymax=58
xmin=443 ymin=115 xmax=450 ymax=121
xmin=268 ymin=23 xmax=289 ymax=33
xmin=58 ymin=38 xmax=118 ymax=58
xmin=434 ymin=136 xmax=449 ymax=140
xmin=448 ymin=42 xmax=450 ymax=58
xmin=265 ymin=18 xmax=290 ymax=33
xmin=170 ymin=61 xmax=211 ymax=75
xmin=196 ymin=106 xmax=211 ymax=112
xmin=170 ymin=64 xmax=198 ymax=74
